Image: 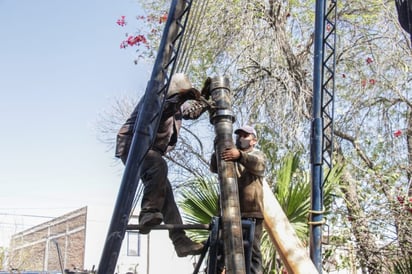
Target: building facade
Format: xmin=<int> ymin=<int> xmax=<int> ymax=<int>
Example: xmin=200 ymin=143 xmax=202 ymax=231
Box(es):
xmin=8 ymin=207 xmax=87 ymax=271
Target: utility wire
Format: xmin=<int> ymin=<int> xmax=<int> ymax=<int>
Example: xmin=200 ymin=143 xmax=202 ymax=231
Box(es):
xmin=0 ymin=212 xmax=54 ymax=219
xmin=176 ymin=0 xmax=211 ymax=73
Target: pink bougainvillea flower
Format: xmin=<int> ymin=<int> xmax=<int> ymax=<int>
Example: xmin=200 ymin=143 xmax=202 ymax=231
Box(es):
xmin=366 ymin=57 xmax=373 ymax=64
xmin=140 ymin=35 xmax=148 ymax=45
xmin=116 ymin=15 xmax=126 ymax=27
xmin=134 ymin=35 xmax=147 ymax=45
xmin=120 ymin=41 xmax=128 ymax=49
xmin=361 ymin=79 xmax=367 ymax=87
xmin=127 ymin=35 xmax=138 ymax=46
xmin=369 ymin=79 xmax=376 ymax=85
xmin=127 ymin=35 xmax=148 ymax=46
xmin=394 ymin=130 xmax=402 ymax=137
xmin=159 ymin=12 xmax=168 ymax=24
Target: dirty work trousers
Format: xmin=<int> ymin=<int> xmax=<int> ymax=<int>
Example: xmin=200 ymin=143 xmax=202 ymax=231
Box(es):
xmin=139 ymin=149 xmax=185 ymax=241
xmin=250 ymin=218 xmax=263 ymax=274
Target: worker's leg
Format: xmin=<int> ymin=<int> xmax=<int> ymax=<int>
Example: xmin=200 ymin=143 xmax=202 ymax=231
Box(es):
xmin=250 ymin=218 xmax=263 ymax=274
xmin=139 ymin=150 xmax=167 ymax=229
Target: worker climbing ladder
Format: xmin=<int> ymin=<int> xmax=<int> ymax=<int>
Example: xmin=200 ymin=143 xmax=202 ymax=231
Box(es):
xmin=97 ymin=0 xmax=195 ymax=272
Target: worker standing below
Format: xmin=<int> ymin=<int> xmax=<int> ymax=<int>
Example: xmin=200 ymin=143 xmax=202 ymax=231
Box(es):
xmin=115 ymin=73 xmax=209 ymax=257
xmin=211 ymin=125 xmax=266 ymax=274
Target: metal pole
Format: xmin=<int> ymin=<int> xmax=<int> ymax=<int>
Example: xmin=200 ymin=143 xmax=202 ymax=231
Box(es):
xmin=147 ymin=234 xmax=150 ymax=274
xmin=408 ymin=0 xmax=412 ymax=44
xmin=209 ymin=76 xmax=246 ymax=274
xmin=53 ymin=239 xmax=64 ymax=274
xmin=310 ymin=0 xmax=326 ymax=272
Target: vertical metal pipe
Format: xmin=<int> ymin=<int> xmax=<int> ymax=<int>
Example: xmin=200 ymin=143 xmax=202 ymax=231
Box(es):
xmin=209 ymin=76 xmax=246 ymax=274
xmin=310 ymin=0 xmax=326 ymax=272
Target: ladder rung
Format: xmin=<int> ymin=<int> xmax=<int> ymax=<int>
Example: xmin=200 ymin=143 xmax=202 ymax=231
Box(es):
xmin=127 ymin=223 xmax=210 ymax=231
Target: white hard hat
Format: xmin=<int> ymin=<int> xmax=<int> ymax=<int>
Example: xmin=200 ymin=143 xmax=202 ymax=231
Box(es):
xmin=167 ymin=73 xmax=192 ymax=96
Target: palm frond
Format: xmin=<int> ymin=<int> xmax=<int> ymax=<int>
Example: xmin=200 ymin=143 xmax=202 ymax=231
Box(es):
xmin=179 ymin=176 xmax=219 ymax=241
xmin=392 ymin=256 xmax=412 ymax=274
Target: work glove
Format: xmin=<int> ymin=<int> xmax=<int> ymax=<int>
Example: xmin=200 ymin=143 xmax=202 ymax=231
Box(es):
xmin=182 ymin=99 xmax=212 ymax=119
xmin=163 ymin=88 xmax=200 ymax=118
xmin=201 ymin=77 xmax=212 ymax=100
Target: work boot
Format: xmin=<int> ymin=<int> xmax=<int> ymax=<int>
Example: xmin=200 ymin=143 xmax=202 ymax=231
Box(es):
xmin=173 ymin=236 xmax=204 ymax=257
xmin=139 ymin=211 xmax=163 ymax=234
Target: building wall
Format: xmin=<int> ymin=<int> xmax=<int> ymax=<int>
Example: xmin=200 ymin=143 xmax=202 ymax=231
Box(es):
xmin=116 ymin=215 xmax=147 ymax=274
xmin=9 ymin=207 xmax=87 ymax=271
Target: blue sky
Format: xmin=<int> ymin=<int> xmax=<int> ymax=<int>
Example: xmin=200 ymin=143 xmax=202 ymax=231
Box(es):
xmin=0 ymin=0 xmax=195 ymax=271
